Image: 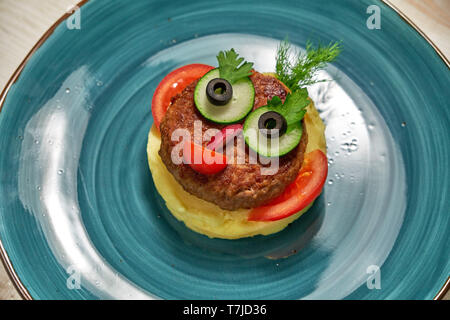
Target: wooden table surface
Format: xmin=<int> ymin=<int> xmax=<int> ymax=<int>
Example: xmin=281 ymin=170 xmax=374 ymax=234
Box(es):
xmin=0 ymin=0 xmax=448 ymax=300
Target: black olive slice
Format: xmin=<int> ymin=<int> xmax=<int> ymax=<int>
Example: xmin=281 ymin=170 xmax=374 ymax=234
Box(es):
xmin=206 ymin=78 xmax=233 ymax=106
xmin=258 ymin=111 xmax=287 ymax=138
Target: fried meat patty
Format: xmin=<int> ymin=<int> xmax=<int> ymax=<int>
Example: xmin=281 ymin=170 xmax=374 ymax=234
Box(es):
xmin=158 ymin=72 xmax=308 ymax=210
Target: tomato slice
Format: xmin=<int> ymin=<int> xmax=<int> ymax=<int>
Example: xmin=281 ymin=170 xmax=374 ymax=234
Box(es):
xmin=248 ymin=149 xmax=328 ymax=221
xmin=183 ymin=141 xmax=228 ymax=175
xmin=152 ymin=64 xmax=214 ymax=130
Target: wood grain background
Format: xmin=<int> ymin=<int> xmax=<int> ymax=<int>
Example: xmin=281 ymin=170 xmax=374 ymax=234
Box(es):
xmin=0 ymin=0 xmax=448 ymax=300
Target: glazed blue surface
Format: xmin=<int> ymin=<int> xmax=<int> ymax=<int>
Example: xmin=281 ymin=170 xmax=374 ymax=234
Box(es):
xmin=0 ymin=0 xmax=448 ymax=299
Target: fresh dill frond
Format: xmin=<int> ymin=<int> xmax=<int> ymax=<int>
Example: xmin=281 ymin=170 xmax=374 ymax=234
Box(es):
xmin=276 ymin=39 xmax=342 ymax=91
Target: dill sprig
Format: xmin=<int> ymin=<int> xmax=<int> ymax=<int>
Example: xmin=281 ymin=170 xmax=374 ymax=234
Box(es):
xmin=276 ymin=39 xmax=342 ymax=91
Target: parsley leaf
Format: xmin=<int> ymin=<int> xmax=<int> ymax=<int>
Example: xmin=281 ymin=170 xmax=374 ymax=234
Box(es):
xmin=265 ymin=88 xmax=310 ymax=133
xmin=276 ymin=39 xmax=342 ymax=91
xmin=217 ymin=49 xmax=254 ymax=84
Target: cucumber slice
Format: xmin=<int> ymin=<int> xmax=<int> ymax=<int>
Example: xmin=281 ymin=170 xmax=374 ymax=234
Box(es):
xmin=243 ymin=106 xmax=303 ymax=157
xmin=194 ymin=69 xmax=255 ymax=124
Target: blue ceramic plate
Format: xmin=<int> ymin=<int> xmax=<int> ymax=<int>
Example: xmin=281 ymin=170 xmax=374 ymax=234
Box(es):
xmin=0 ymin=0 xmax=448 ymax=299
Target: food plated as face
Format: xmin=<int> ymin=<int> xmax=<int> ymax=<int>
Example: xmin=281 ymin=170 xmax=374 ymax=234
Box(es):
xmin=147 ymin=40 xmax=341 ymax=239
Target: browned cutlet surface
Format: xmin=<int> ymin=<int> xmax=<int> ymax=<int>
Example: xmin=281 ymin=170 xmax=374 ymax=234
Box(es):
xmin=158 ymin=72 xmax=307 ymax=210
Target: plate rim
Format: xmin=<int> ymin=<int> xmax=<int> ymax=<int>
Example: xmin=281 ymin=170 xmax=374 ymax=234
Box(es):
xmin=0 ymin=0 xmax=448 ymax=300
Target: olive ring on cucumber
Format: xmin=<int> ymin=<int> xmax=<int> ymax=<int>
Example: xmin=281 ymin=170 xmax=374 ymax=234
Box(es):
xmin=194 ymin=69 xmax=255 ymax=124
xmin=206 ymin=78 xmax=233 ymax=106
xmin=258 ymin=111 xmax=287 ymax=138
xmin=243 ymin=106 xmax=303 ymax=158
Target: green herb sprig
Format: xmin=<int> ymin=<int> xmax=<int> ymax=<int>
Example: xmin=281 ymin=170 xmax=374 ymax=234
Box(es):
xmin=260 ymin=39 xmax=342 ymax=132
xmin=265 ymin=88 xmax=309 ymax=133
xmin=276 ymin=39 xmax=342 ymax=92
xmin=217 ymin=49 xmax=254 ymax=84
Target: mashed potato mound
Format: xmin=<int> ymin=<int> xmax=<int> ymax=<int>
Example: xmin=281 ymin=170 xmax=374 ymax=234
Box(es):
xmin=147 ymin=101 xmax=326 ymax=239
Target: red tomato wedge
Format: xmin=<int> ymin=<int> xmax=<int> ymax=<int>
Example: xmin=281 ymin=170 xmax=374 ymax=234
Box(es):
xmin=152 ymin=64 xmax=214 ymax=129
xmin=248 ymin=149 xmax=328 ymax=222
xmin=183 ymin=141 xmax=228 ymax=175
